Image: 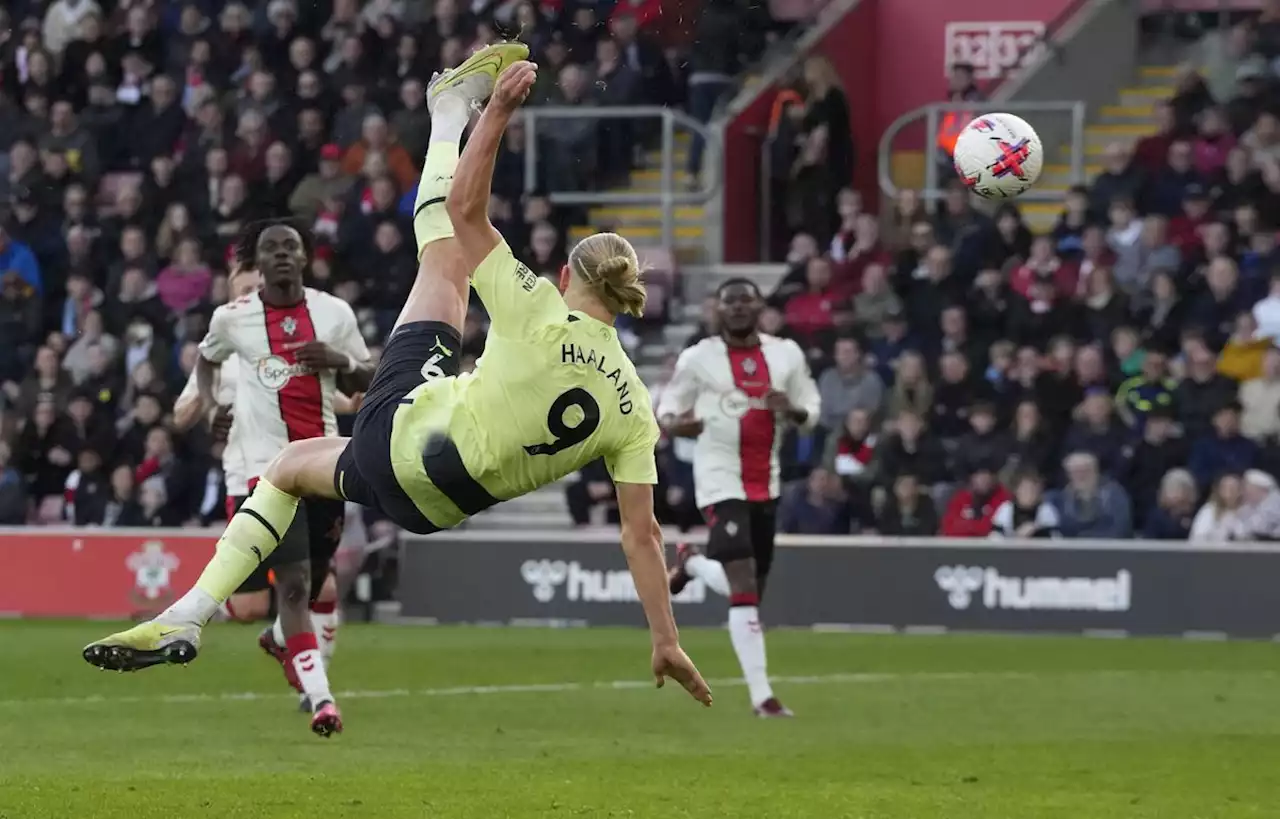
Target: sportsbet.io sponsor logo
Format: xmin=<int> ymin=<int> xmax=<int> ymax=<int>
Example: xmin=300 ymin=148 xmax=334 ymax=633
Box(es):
xmin=256 ymin=355 xmax=311 ymax=391
xmin=934 ymin=565 xmax=1131 ymax=613
xmin=521 ymin=559 xmax=706 ymax=604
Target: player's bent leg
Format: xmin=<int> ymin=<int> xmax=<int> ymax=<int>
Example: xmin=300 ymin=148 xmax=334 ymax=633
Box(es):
xmin=400 ymin=43 xmax=528 ymax=334
xmin=81 ymin=438 xmax=349 ymax=673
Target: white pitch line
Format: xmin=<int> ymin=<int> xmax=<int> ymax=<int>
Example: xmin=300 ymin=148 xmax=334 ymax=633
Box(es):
xmin=4 ymin=669 xmax=1268 ymax=709
xmin=0 ymin=671 xmax=1036 ymax=708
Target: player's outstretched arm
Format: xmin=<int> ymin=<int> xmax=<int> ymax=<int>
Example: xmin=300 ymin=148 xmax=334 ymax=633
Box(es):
xmin=446 ymin=60 xmax=538 ymax=273
xmin=615 ymin=481 xmax=713 ymax=707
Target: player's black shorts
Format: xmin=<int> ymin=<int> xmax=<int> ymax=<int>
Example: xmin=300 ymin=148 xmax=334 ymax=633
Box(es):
xmin=231 ymin=492 xmax=345 ymax=602
xmin=335 ymin=320 xmax=462 ymax=534
xmin=703 ymin=499 xmax=779 ymax=594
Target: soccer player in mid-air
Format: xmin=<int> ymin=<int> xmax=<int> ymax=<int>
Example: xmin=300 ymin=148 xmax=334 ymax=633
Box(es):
xmin=84 ymin=44 xmax=712 ymax=709
xmin=172 ymin=255 xmax=363 ymax=724
xmin=659 ymin=279 xmax=820 ymax=717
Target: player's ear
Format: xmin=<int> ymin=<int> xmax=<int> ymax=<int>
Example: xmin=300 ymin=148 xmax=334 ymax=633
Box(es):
xmin=558 ymin=264 xmax=570 ymax=294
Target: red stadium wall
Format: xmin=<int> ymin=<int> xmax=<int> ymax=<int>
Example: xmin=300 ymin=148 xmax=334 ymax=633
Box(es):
xmin=722 ymin=0 xmax=877 ymax=262
xmin=0 ymin=530 xmax=216 ymax=618
xmin=721 ymin=0 xmax=1082 ymax=261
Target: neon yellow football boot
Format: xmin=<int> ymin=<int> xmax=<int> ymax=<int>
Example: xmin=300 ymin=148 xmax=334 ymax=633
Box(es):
xmin=427 ymin=41 xmax=531 ymax=109
xmin=83 ymin=620 xmax=201 ymax=672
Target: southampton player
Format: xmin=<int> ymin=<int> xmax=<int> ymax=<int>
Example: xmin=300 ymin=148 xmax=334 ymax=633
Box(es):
xmin=173 ymin=259 xmax=358 ymax=715
xmin=84 ymin=46 xmax=711 ymax=707
xmin=659 ymin=279 xmax=820 ymax=717
xmin=158 ymin=221 xmax=374 ymax=736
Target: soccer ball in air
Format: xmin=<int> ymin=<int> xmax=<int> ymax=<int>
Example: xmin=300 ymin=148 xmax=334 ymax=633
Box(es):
xmin=952 ymin=113 xmax=1044 ymax=200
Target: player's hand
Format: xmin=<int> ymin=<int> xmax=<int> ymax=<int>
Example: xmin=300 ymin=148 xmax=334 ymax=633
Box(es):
xmin=662 ymin=412 xmax=703 ymax=439
xmin=764 ymin=389 xmax=793 ymax=415
xmin=295 ymin=341 xmax=346 ymax=371
xmin=653 ymin=643 xmax=712 ymax=706
xmin=209 ymin=404 xmax=234 ymax=443
xmin=492 ymin=61 xmax=537 ymax=112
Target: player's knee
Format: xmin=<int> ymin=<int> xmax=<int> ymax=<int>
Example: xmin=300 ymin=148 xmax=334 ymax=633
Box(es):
xmin=722 ymin=558 xmax=759 ymax=597
xmin=262 ymin=444 xmax=305 ymax=494
xmin=226 ymin=592 xmax=269 ymax=622
xmin=274 ymin=563 xmax=311 ymax=608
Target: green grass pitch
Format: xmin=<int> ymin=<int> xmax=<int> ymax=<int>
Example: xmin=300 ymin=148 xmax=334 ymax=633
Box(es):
xmin=3 ymin=621 xmax=1280 ymax=818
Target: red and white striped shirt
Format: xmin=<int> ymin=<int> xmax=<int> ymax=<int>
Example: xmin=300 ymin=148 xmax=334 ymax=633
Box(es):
xmin=657 ymin=334 xmax=820 ymax=508
xmin=199 ymin=288 xmax=370 ymax=487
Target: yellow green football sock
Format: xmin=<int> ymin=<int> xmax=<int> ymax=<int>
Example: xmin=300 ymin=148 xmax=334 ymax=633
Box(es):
xmin=195 ymin=478 xmax=298 ymax=603
xmin=413 ymin=141 xmax=460 ymax=256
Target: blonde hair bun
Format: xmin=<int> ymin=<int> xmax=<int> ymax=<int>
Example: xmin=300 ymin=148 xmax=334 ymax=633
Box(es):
xmin=569 ymin=232 xmax=648 ymax=318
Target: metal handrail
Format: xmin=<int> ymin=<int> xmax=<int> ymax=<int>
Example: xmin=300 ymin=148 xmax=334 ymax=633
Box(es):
xmin=518 ymin=106 xmax=723 ymax=249
xmin=876 ymin=101 xmax=1088 ymax=203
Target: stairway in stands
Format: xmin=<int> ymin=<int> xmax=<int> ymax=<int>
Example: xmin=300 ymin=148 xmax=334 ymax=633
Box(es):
xmin=566 ymin=132 xmax=710 ymax=266
xmin=1019 ymin=63 xmax=1176 ymax=233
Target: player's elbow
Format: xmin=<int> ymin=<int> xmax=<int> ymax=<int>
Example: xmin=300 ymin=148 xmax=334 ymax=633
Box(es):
xmin=445 ymin=186 xmax=482 ymax=227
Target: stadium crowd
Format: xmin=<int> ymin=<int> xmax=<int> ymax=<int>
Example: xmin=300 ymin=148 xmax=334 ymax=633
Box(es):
xmin=5 ymin=0 xmax=1280 ymax=546
xmin=0 ymin=0 xmax=777 ymax=530
xmin=648 ymin=10 xmax=1280 ymax=543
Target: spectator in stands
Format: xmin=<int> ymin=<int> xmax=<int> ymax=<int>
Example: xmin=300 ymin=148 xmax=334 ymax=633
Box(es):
xmin=1146 ymin=140 xmax=1203 ymax=216
xmin=953 ymin=402 xmax=1010 ymax=480
xmin=990 ymin=471 xmax=1060 ymax=539
xmin=1003 ymin=400 xmax=1056 ymax=483
xmin=0 ymin=224 xmax=42 ymax=296
xmin=1176 ymin=332 xmax=1240 ymax=439
xmin=939 ymin=461 xmax=1008 ymax=537
xmin=0 ymin=442 xmax=27 ymax=525
xmin=1193 ymin=106 xmax=1237 ymax=176
xmin=1116 ymin=347 xmax=1176 ymax=430
xmin=816 ymin=336 xmax=883 ymax=432
xmin=884 ymin=350 xmax=932 ymax=420
xmin=874 ymin=472 xmax=939 ymax=537
xmin=1061 ymin=387 xmax=1129 ymax=479
xmin=1089 ymin=144 xmax=1144 ymax=220
xmin=1190 ymin=471 xmax=1248 ymax=542
xmin=778 ymin=467 xmax=849 ymax=535
xmin=1141 ymin=468 xmax=1198 ymax=540
xmin=875 ymin=409 xmax=948 ymax=498
xmin=1218 ymin=310 xmax=1270 ymax=381
xmin=1240 ymin=468 xmax=1280 ymax=540
xmin=1051 ymin=451 xmax=1133 ymax=539
xmin=931 ymin=352 xmax=991 ymax=445
xmin=1240 ymin=345 xmax=1280 ymax=440
xmin=1121 ymin=405 xmax=1188 ymax=524
xmin=1189 ymin=401 xmax=1258 ymax=489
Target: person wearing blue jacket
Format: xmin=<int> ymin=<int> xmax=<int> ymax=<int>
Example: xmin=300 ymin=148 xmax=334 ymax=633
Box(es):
xmin=1188 ymin=402 xmax=1258 ymax=490
xmin=0 ymin=226 xmax=42 ymax=296
xmin=1048 ymin=451 xmax=1134 ymax=539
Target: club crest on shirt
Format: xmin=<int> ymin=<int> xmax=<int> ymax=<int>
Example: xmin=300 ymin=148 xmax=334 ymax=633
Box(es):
xmin=740 ymin=358 xmax=758 ymax=376
xmin=280 ymin=316 xmax=298 ymax=336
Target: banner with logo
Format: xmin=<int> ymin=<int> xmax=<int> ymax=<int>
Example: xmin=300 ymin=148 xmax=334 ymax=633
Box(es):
xmin=400 ymin=533 xmax=1280 ymax=638
xmin=0 ymin=529 xmax=216 ymax=618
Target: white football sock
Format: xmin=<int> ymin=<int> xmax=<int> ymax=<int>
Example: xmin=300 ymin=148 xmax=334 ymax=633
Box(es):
xmin=728 ymin=606 xmax=774 ymax=707
xmin=430 ymin=96 xmax=469 ymax=144
xmin=271 ymin=616 xmax=286 ymax=648
xmin=160 ymin=588 xmax=219 ymax=627
xmin=288 ymin=637 xmax=333 ymax=708
xmin=686 ymin=554 xmax=730 ymax=597
xmin=311 ymin=608 xmax=340 ymax=665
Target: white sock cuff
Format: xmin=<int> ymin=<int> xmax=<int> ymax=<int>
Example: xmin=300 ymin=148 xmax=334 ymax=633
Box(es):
xmin=430 ymin=97 xmax=469 ymax=144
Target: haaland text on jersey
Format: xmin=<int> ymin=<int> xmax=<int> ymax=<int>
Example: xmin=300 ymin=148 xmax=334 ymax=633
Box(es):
xmin=560 ymin=342 xmax=636 ymax=415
